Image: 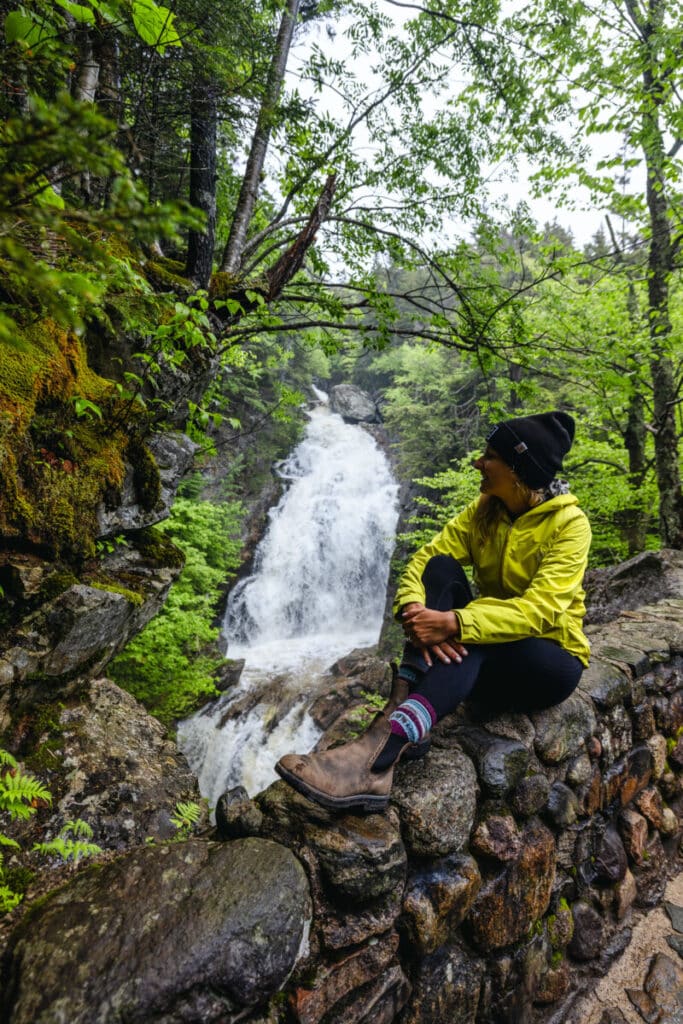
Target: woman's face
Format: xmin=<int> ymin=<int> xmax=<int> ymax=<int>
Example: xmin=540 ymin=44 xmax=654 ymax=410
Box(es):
xmin=472 ymin=445 xmax=521 ymax=506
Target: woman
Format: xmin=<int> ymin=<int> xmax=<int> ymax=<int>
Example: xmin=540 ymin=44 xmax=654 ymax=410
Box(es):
xmin=276 ymin=411 xmax=591 ymax=813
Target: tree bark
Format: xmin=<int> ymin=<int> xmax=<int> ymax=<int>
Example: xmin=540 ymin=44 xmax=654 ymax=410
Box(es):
xmin=219 ymin=0 xmax=300 ymax=275
xmin=186 ymin=80 xmax=217 ymax=289
xmin=640 ymin=0 xmax=683 ymax=546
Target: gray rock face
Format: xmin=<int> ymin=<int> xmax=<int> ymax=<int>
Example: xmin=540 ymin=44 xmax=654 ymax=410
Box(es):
xmin=328 ymin=384 xmax=379 ymax=423
xmin=0 ymin=540 xmax=180 ymax=723
xmin=96 ymin=431 xmax=198 ymax=537
xmin=54 ymin=678 xmax=200 ymax=848
xmin=584 ymin=548 xmax=683 ymax=625
xmin=392 ymin=746 xmax=478 ymax=857
xmin=0 ymin=838 xmax=311 ymax=1024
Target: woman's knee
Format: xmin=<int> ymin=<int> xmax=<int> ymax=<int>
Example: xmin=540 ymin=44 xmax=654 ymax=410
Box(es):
xmin=421 ymin=556 xmax=472 ymax=609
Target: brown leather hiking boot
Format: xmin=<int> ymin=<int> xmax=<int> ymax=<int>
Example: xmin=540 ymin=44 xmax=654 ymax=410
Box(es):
xmin=276 ymin=714 xmax=412 ymax=813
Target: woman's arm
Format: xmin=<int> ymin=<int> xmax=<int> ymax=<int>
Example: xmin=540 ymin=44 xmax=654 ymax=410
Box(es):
xmin=392 ymin=500 xmax=477 ymax=616
xmin=455 ymin=512 xmax=591 ymax=645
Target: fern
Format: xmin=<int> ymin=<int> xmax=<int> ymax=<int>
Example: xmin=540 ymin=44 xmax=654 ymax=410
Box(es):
xmin=0 ymin=771 xmax=52 ymax=820
xmin=0 ymin=884 xmax=22 ymax=914
xmin=170 ymin=800 xmax=202 ymax=838
xmin=0 ymin=749 xmax=100 ymax=913
xmin=33 ymin=820 xmax=102 ymax=863
xmin=0 ymin=756 xmax=51 ymax=821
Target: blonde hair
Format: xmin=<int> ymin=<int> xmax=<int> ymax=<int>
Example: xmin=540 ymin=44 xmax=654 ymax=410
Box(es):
xmin=474 ymin=480 xmax=545 ymax=541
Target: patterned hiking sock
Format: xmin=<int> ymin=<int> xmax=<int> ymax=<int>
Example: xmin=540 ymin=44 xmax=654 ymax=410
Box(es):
xmin=372 ymin=694 xmax=437 ymax=772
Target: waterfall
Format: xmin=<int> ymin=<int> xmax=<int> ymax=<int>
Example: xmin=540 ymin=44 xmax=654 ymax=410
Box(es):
xmin=177 ymin=397 xmax=400 ymax=805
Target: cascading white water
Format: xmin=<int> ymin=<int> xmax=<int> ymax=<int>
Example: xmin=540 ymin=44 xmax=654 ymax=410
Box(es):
xmin=177 ymin=396 xmax=400 ymax=806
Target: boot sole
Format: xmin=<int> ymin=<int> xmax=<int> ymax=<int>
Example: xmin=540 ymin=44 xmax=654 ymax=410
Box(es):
xmin=275 ymin=761 xmax=389 ymax=813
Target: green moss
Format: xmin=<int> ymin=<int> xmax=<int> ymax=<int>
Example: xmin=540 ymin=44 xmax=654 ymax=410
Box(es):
xmin=89 ymin=580 xmax=144 ymax=606
xmin=145 ymin=259 xmax=193 ymax=295
xmin=17 ymin=700 xmax=67 ymax=777
xmin=37 ymin=570 xmax=79 ymax=605
xmin=208 ymin=271 xmax=241 ymax=300
xmin=135 ymin=527 xmax=185 ymax=568
xmin=0 ymin=319 xmax=132 ymax=561
xmin=3 ymin=865 xmax=35 ymax=897
xmin=550 ymin=950 xmax=564 ymax=968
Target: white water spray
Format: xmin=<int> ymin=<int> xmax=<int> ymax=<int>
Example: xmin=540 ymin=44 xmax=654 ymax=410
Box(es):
xmin=177 ymin=398 xmax=399 ymax=804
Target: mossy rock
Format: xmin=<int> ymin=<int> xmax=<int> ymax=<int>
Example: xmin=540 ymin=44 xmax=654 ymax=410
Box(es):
xmin=0 ymin=320 xmax=151 ymax=561
xmin=145 ymin=259 xmax=193 ymax=296
xmin=134 ymin=526 xmax=185 ymax=569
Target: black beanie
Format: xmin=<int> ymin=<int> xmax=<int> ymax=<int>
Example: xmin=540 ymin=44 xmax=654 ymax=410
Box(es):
xmin=485 ymin=411 xmax=575 ymax=489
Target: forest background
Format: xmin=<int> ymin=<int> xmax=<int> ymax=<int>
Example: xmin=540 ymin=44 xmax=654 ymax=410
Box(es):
xmin=1 ymin=0 xmax=682 ymax=725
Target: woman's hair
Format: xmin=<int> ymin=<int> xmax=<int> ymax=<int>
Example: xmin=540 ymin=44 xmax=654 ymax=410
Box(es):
xmin=474 ymin=481 xmax=546 ymax=541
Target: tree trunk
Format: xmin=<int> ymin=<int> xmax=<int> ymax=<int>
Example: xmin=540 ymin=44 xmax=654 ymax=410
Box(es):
xmin=73 ymin=28 xmax=100 ymax=103
xmin=641 ymin=7 xmax=683 ymax=547
xmin=186 ymin=80 xmax=217 ymax=289
xmin=219 ymin=0 xmax=300 ymax=275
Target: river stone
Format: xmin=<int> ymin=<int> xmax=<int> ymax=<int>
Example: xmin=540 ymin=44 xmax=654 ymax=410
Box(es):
xmin=392 ymin=746 xmax=478 ymax=858
xmin=511 ymin=773 xmax=551 ymax=817
xmin=466 ymin=733 xmax=530 ymax=797
xmin=303 ymin=813 xmax=406 ymax=901
xmin=598 ymin=1008 xmax=629 ymax=1023
xmin=652 ymin=689 xmax=683 ymax=734
xmin=468 ymin=819 xmax=556 ymax=950
xmin=402 ymin=853 xmax=482 ymax=955
xmin=567 ymin=900 xmax=604 ymax=961
xmin=532 ymin=693 xmax=597 ymax=764
xmin=598 ymin=704 xmax=634 ymax=764
xmin=545 ymin=782 xmax=581 ymax=827
xmin=627 ymin=953 xmax=683 ymax=1024
xmin=602 ymin=744 xmax=652 ymax=807
xmin=470 ymin=814 xmax=522 ymax=862
xmin=215 ymin=785 xmax=264 ymax=839
xmin=328 ymin=384 xmax=379 ymax=423
xmin=594 ymin=825 xmax=628 ymax=883
xmin=579 ymin=658 xmax=633 ymax=710
xmin=0 ymin=838 xmax=311 ymax=1024
xmin=567 ymin=750 xmax=593 ymax=786
xmin=619 ymin=807 xmax=649 ymax=865
xmin=319 ymin=889 xmax=403 ymax=950
xmin=401 ymin=943 xmax=485 ymax=1024
xmin=635 ymin=785 xmax=666 ymax=830
xmin=291 ymin=933 xmax=409 ymax=1024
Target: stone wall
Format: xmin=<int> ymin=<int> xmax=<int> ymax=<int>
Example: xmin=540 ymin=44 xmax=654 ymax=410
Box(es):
xmin=2 ymin=553 xmax=683 ymax=1024
xmin=228 ymin=554 xmax=683 ymax=1024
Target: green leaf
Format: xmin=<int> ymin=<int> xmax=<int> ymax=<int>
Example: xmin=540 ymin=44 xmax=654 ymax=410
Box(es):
xmin=4 ymin=10 xmax=50 ymax=49
xmin=54 ymin=0 xmax=96 ymax=24
xmin=131 ymin=0 xmax=181 ymax=51
xmin=73 ymin=397 xmax=103 ymax=420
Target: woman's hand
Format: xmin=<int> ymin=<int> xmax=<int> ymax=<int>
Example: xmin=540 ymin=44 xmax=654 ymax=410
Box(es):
xmin=401 ymin=604 xmax=468 ymax=667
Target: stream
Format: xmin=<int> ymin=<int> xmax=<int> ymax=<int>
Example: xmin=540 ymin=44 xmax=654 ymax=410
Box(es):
xmin=177 ymin=394 xmax=400 ymax=805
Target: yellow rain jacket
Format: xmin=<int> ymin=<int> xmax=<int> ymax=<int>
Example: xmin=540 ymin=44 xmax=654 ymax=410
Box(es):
xmin=393 ymin=494 xmax=592 ymax=665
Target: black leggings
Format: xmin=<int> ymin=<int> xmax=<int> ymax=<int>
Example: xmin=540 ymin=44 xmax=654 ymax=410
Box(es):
xmin=399 ymin=555 xmax=583 ymax=721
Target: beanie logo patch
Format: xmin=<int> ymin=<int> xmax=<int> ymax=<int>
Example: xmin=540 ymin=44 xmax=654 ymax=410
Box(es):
xmin=514 ymin=441 xmax=528 ymax=454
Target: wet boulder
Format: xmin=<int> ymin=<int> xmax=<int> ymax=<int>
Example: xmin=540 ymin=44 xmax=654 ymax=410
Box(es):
xmin=392 ymin=746 xmax=478 ymax=858
xmin=468 ymin=819 xmax=556 ymax=950
xmin=328 ymin=385 xmax=379 ymax=424
xmin=0 ymin=838 xmax=311 ymax=1024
